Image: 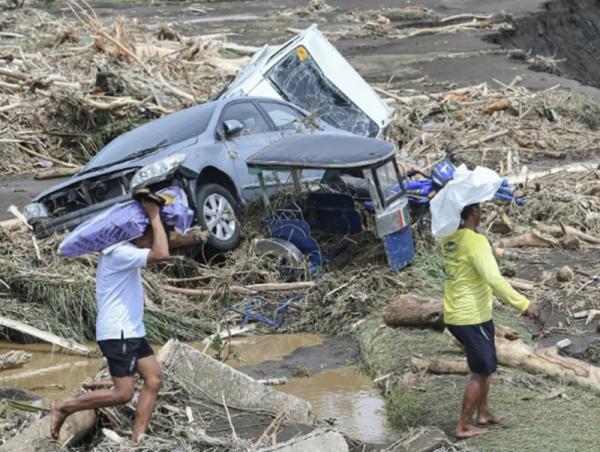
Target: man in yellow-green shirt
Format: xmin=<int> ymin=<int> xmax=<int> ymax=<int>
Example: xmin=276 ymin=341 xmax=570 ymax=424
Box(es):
xmin=441 ymin=203 xmax=540 ymax=439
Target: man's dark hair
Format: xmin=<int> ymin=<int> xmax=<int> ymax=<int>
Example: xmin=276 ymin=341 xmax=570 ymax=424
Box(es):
xmin=460 ymin=203 xmax=479 ymax=221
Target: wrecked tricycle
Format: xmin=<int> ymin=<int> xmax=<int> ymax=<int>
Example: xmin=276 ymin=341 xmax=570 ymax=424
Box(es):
xmin=246 ymin=134 xmax=415 ymax=273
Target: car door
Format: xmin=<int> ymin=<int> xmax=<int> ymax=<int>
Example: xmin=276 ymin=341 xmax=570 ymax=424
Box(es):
xmin=257 ymin=100 xmax=325 ymax=186
xmin=218 ymin=100 xmax=280 ymax=201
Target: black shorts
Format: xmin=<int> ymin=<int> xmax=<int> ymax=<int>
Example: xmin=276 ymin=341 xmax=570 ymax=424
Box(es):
xmin=447 ymin=320 xmax=497 ymax=376
xmin=97 ymin=337 xmax=154 ymax=378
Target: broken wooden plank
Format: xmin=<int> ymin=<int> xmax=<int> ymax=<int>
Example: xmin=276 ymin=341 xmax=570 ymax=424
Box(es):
xmin=0 ymin=316 xmax=93 ymax=356
xmin=411 ymin=356 xmax=469 ymax=375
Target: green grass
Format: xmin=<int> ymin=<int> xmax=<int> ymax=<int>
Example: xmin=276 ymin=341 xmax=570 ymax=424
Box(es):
xmin=356 ymin=316 xmax=600 ymax=452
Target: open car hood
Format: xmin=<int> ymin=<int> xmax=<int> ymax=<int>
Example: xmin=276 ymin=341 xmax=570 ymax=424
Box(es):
xmin=218 ymin=25 xmax=393 ymax=138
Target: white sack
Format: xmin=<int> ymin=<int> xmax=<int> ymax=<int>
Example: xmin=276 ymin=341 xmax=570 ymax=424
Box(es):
xmin=431 ymin=165 xmax=503 ymax=238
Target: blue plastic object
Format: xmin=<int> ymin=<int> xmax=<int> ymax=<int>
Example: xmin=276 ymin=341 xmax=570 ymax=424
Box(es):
xmin=431 ymin=160 xmax=456 ymax=188
xmin=306 ymin=192 xmax=363 ymax=235
xmin=228 ymin=295 xmax=302 ymax=329
xmin=383 ymin=226 xmax=415 ymax=271
xmin=264 ymin=217 xmax=323 ymax=272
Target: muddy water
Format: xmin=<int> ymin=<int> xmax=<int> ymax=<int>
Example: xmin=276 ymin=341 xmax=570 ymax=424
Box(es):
xmin=0 ymin=334 xmax=394 ymax=444
xmin=0 ymin=341 xmax=102 ymax=404
xmin=280 ymin=366 xmax=395 ymax=444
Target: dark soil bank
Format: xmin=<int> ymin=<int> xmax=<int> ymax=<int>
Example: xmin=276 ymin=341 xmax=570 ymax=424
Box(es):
xmin=239 ymin=337 xmax=359 ymax=379
xmin=488 ymin=0 xmax=600 ymax=88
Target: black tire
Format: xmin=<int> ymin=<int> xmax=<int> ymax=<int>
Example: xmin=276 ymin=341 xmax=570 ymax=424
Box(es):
xmin=195 ymin=183 xmax=242 ymax=252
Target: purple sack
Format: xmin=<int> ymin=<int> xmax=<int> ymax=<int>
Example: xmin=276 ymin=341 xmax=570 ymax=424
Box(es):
xmin=58 ymin=186 xmax=194 ymax=257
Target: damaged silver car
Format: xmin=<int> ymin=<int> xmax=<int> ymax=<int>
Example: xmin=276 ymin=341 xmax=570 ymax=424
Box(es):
xmin=24 ymin=26 xmax=391 ymax=252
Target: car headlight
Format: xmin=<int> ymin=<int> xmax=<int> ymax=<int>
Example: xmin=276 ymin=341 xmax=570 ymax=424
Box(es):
xmin=130 ymin=154 xmax=186 ymax=189
xmin=23 ymin=202 xmax=49 ymax=221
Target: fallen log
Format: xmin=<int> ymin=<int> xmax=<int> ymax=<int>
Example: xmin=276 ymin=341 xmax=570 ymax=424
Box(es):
xmin=442 ymin=324 xmax=600 ymax=393
xmin=0 ymin=316 xmax=93 ymax=356
xmin=411 ymin=356 xmax=469 ymax=375
xmin=494 ymin=333 xmax=600 ymax=394
xmin=0 ymin=409 xmax=96 ymax=451
xmin=0 ymin=350 xmax=31 ymax=371
xmin=157 ymin=340 xmax=312 ymax=423
xmin=168 ymin=227 xmax=209 ymax=249
xmin=383 ymin=295 xmax=444 ymax=330
xmin=534 ymin=222 xmax=600 ymax=245
xmin=497 ymin=231 xmax=557 ymax=248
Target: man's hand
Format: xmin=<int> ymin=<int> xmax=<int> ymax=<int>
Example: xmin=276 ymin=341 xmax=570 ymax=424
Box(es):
xmin=142 ymin=200 xmax=160 ymax=220
xmin=526 ymin=302 xmax=541 ymax=320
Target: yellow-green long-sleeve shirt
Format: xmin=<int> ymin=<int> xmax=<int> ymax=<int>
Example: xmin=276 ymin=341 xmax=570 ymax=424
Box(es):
xmin=440 ymin=228 xmax=530 ymax=326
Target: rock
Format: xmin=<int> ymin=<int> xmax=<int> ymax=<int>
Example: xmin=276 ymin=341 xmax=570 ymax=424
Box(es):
xmin=259 ymin=428 xmax=348 ymax=452
xmin=556 ymin=266 xmax=574 ymax=282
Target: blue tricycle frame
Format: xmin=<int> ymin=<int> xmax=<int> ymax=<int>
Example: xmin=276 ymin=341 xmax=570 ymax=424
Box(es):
xmin=246 ymin=134 xmax=415 ymax=272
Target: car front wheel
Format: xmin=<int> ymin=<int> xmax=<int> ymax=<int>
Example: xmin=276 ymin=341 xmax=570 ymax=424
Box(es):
xmin=196 ymin=183 xmax=241 ymax=251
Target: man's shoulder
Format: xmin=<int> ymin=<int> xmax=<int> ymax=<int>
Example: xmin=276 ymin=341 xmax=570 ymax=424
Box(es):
xmin=101 ymin=242 xmax=148 ymax=269
xmin=463 ymin=229 xmax=491 ymax=252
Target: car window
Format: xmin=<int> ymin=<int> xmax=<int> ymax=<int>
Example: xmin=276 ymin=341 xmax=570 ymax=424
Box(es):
xmin=266 ymin=46 xmax=379 ymax=137
xmin=220 ymin=102 xmax=271 ymax=135
xmin=259 ymin=102 xmax=304 ymax=129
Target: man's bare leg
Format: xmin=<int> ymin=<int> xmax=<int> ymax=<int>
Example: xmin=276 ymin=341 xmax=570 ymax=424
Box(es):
xmin=51 ymin=376 xmax=135 ymax=440
xmin=131 ymin=355 xmax=162 ymax=442
xmin=476 ymin=375 xmax=503 ymax=425
xmin=455 ymin=374 xmax=489 ymax=439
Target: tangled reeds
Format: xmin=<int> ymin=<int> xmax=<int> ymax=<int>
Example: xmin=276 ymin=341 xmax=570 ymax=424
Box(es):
xmin=0 ymin=227 xmax=214 ymax=343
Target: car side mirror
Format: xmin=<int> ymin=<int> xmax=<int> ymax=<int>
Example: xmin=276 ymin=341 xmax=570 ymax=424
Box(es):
xmin=223 ymin=120 xmax=244 ymax=139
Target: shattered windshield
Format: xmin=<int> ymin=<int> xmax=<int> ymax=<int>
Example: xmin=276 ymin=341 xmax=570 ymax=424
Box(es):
xmin=84 ymin=103 xmax=215 ymax=170
xmin=266 ymin=46 xmax=379 ymax=137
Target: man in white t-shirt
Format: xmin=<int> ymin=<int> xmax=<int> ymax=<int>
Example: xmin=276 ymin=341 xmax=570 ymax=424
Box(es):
xmin=51 ymin=200 xmax=169 ymax=442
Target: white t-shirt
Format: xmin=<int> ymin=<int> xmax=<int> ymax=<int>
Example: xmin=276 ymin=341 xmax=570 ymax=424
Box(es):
xmin=95 ymin=242 xmax=150 ymax=341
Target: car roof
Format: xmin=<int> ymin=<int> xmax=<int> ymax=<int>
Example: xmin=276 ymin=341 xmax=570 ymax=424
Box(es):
xmin=246 ymin=134 xmax=395 ymax=170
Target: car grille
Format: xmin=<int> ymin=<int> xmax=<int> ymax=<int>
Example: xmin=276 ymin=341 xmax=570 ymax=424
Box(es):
xmin=42 ymin=169 xmax=136 ymax=218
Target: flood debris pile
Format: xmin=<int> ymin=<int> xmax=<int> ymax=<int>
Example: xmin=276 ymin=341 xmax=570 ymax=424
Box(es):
xmin=378 ymin=81 xmax=600 ymax=173
xmin=0 ymin=1 xmax=245 ymax=174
